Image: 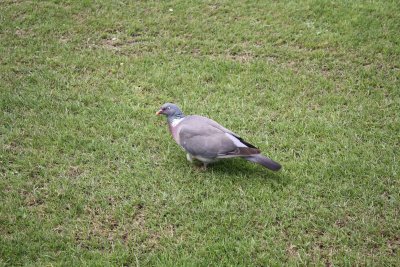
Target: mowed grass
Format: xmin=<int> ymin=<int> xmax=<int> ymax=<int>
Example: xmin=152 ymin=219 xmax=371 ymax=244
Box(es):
xmin=1 ymin=0 xmax=399 ymax=265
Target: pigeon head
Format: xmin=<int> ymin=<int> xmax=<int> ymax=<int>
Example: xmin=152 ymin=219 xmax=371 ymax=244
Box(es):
xmin=156 ymin=103 xmax=184 ymax=118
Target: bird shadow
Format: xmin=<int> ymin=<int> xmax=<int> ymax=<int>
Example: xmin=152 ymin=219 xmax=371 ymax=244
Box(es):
xmin=205 ymin=158 xmax=290 ymax=188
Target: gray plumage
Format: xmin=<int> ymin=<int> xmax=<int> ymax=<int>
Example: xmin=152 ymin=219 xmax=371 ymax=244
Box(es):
xmin=156 ymin=103 xmax=281 ymax=171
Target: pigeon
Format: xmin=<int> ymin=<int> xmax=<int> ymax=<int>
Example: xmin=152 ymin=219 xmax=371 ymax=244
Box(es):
xmin=156 ymin=103 xmax=281 ymax=171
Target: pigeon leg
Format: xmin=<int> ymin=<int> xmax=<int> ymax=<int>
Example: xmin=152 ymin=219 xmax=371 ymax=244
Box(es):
xmin=201 ymin=162 xmax=208 ymax=171
xmin=193 ymin=162 xmax=208 ymax=171
xmin=186 ymin=153 xmax=193 ymax=162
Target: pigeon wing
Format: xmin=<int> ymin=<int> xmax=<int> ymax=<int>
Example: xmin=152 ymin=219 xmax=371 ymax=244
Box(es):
xmin=177 ymin=116 xmax=260 ymax=158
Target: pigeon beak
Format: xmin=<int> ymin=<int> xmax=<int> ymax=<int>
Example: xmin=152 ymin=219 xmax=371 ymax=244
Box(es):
xmin=156 ymin=110 xmax=163 ymax=115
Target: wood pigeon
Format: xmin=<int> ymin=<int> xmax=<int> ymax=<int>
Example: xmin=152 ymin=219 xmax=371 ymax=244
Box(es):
xmin=156 ymin=103 xmax=281 ymax=171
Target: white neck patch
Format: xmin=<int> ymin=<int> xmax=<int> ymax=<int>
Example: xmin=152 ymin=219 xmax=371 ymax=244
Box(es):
xmin=171 ymin=117 xmax=184 ymax=127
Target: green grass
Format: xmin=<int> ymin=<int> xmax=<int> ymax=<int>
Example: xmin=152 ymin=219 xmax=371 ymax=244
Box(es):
xmin=1 ymin=0 xmax=399 ymax=265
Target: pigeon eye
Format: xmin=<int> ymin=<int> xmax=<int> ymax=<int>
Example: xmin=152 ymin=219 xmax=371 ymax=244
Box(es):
xmin=167 ymin=106 xmax=171 ymax=110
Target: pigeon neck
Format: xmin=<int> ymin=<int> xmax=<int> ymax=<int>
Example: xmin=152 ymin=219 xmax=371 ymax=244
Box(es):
xmin=167 ymin=113 xmax=185 ymax=124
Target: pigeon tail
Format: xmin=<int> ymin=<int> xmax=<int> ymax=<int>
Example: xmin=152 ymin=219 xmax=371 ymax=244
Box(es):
xmin=244 ymin=154 xmax=281 ymax=171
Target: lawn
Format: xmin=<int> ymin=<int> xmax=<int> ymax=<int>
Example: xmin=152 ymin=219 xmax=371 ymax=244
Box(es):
xmin=1 ymin=0 xmax=399 ymax=265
